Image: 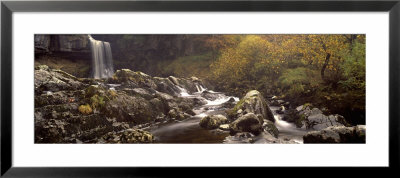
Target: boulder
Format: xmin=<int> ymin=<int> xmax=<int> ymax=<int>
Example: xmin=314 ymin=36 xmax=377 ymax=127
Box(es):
xmin=222 ymin=97 xmax=236 ymax=108
xmin=263 ymin=120 xmax=279 ymax=138
xmin=303 ymin=125 xmax=366 ymax=143
xmin=35 ymin=65 xmax=85 ymax=95
xmin=231 ymin=90 xmax=275 ymax=122
xmin=153 ymin=77 xmax=181 ymax=96
xmin=104 ymin=93 xmax=161 ymax=124
xmin=112 ymin=69 xmax=158 ymax=90
xmin=199 ymin=115 xmax=228 ymax=129
xmin=229 ymin=113 xmax=264 ymax=135
xmin=296 ymin=105 xmax=303 ymax=112
xmin=168 ymin=76 xmax=180 ymax=86
xmin=306 ymin=114 xmax=345 ymax=130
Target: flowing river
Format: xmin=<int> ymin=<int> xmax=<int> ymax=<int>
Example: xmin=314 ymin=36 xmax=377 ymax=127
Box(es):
xmin=147 ymin=85 xmax=307 ymax=143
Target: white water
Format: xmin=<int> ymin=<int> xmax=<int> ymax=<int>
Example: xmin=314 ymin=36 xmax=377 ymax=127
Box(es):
xmin=149 ymin=82 xmax=238 ymax=143
xmin=270 ymin=106 xmax=307 ymax=143
xmin=205 ymin=95 xmax=239 ymax=106
xmin=195 ymin=84 xmax=206 ymax=93
xmin=176 ymin=86 xmax=192 ymax=97
xmin=88 ymin=35 xmax=114 ymax=79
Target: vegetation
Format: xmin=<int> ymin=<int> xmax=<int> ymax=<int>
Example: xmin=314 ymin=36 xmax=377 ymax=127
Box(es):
xmin=78 ymin=104 xmax=93 ymax=115
xmin=207 ymin=34 xmax=365 ymax=124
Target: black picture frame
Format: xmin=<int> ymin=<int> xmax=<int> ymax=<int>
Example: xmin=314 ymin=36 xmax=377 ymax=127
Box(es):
xmin=1 ymin=0 xmax=399 ymax=177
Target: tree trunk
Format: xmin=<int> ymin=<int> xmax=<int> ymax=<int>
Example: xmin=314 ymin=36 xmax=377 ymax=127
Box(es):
xmin=321 ymin=53 xmax=331 ymax=82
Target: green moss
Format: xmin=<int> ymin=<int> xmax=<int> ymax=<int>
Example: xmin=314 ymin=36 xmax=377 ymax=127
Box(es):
xmin=295 ymin=114 xmax=306 ymax=128
xmin=90 ymin=94 xmax=107 ymax=110
xmin=264 ymin=121 xmax=279 ymax=138
xmin=108 ymin=89 xmax=118 ymax=99
xmin=78 ymin=104 xmax=93 ymax=115
xmin=85 ymin=85 xmax=99 ymax=98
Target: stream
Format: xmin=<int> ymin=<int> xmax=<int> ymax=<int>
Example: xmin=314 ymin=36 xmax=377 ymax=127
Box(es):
xmin=147 ymin=85 xmax=307 ymax=143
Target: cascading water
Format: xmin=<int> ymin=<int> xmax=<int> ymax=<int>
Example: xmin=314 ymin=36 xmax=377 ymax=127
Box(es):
xmin=269 ymin=106 xmax=307 ymax=143
xmin=147 ymin=80 xmax=305 ymax=143
xmin=88 ymin=35 xmax=114 ymax=79
xmin=195 ymin=84 xmax=206 ymax=93
xmin=148 ymin=82 xmax=240 ymax=143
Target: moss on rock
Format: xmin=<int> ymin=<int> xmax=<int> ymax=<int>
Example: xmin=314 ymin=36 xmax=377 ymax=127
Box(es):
xmin=78 ymin=104 xmax=93 ymax=115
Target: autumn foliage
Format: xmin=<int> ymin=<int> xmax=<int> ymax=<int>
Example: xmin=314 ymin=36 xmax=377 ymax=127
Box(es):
xmin=207 ymin=34 xmax=365 ymax=124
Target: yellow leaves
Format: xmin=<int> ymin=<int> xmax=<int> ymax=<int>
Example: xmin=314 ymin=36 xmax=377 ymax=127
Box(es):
xmin=209 ymin=34 xmax=363 ymax=87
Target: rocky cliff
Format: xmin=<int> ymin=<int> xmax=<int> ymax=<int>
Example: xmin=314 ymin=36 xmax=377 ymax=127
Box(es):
xmin=35 ymin=34 xmax=90 ymax=53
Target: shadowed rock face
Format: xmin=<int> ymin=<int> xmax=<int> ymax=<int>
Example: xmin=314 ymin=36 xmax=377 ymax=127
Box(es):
xmin=34 ymin=65 xmax=205 ymax=143
xmin=303 ymin=125 xmax=366 ymax=143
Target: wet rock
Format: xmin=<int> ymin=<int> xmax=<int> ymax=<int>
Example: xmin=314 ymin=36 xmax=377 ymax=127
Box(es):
xmin=282 ymin=109 xmax=305 ymax=128
xmin=154 ymin=77 xmax=181 ymax=96
xmin=193 ymin=97 xmax=208 ymax=106
xmin=102 ymin=129 xmax=154 ymax=143
xmin=263 ymin=120 xmax=279 ymax=138
xmin=104 ymin=93 xmax=160 ymax=124
xmin=167 ymin=107 xmax=191 ymax=121
xmin=229 ymin=113 xmax=264 ymax=135
xmin=231 ymin=90 xmax=274 ymax=122
xmin=303 ymin=125 xmax=366 ymax=143
xmin=222 ymin=97 xmax=236 ymax=108
xmin=199 ymin=115 xmax=228 ymax=129
xmin=168 ymin=76 xmax=180 ymax=86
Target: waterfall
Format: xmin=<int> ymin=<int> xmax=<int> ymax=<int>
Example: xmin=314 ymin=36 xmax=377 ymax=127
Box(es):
xmin=195 ymin=84 xmax=206 ymax=93
xmin=88 ymin=35 xmax=114 ymax=79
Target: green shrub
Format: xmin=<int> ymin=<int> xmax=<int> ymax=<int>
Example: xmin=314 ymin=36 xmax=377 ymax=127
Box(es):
xmin=90 ymin=94 xmax=106 ymax=110
xmin=278 ymin=67 xmax=320 ymax=98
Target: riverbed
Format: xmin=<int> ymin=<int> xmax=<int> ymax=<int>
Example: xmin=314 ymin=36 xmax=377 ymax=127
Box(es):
xmin=148 ymin=86 xmax=308 ymax=143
